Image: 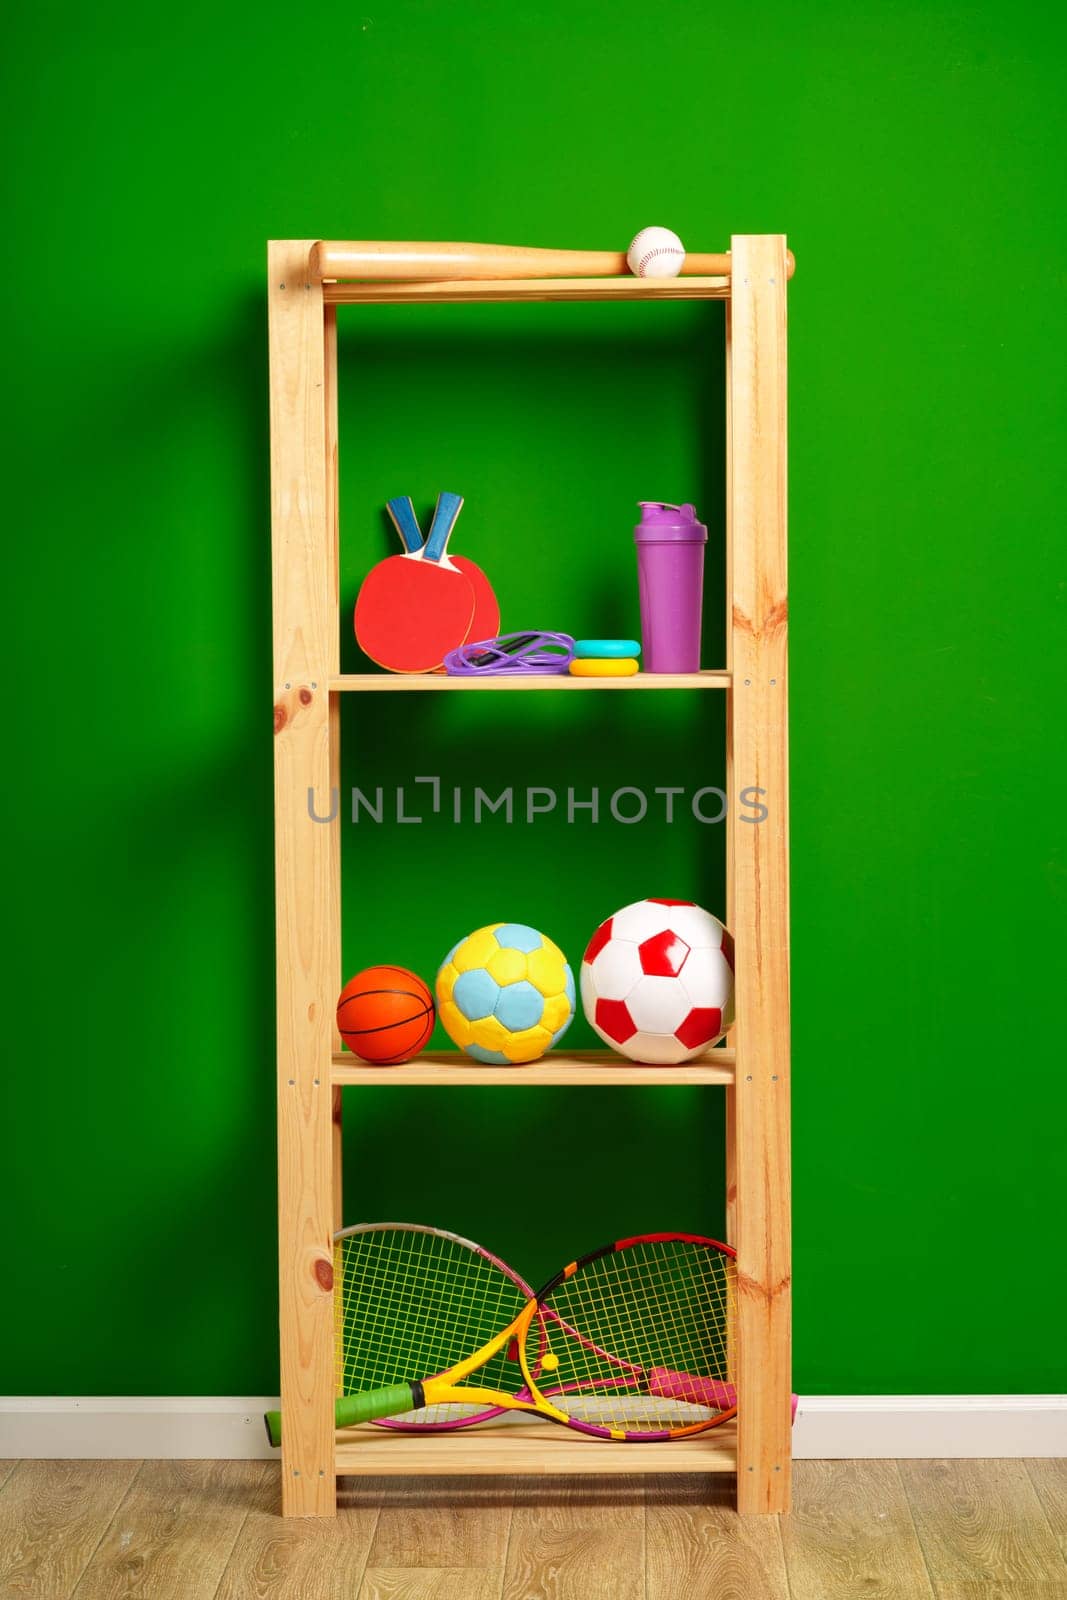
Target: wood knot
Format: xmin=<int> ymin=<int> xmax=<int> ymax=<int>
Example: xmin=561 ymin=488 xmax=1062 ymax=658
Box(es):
xmin=731 ymin=598 xmax=788 ymax=637
xmin=299 ymin=687 xmax=313 ymax=706
xmin=314 ymin=1257 xmax=334 ymax=1292
xmin=273 ymin=703 xmax=287 ymax=734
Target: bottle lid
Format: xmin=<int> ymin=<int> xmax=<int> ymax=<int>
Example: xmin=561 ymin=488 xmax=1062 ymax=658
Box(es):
xmin=634 ymin=501 xmax=708 ymax=543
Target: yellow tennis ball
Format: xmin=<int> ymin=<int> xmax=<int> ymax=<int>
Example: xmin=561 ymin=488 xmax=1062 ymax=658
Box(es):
xmin=541 ymin=1352 xmax=560 ymax=1372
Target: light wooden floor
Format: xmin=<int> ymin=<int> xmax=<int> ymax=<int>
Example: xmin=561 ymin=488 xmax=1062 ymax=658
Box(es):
xmin=0 ymin=1459 xmax=1065 ymax=1598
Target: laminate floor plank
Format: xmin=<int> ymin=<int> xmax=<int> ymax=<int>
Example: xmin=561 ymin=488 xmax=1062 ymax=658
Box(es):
xmin=932 ymin=1585 xmax=1067 ymax=1599
xmin=0 ymin=1459 xmax=140 ymax=1600
xmin=901 ymin=1460 xmax=1066 ymax=1584
xmin=1026 ymin=1461 xmax=1067 ymax=1562
xmin=0 ymin=1462 xmax=17 ymax=1495
xmin=360 ymin=1571 xmax=504 ymax=1600
xmin=217 ymin=1466 xmax=380 ymax=1598
xmin=362 ymin=1476 xmax=512 ymax=1575
xmin=501 ymin=1475 xmax=644 ymax=1600
xmin=69 ymin=1460 xmax=264 ymax=1599
xmin=645 ymin=1474 xmax=790 ymax=1600
xmin=781 ymin=1460 xmax=935 ymax=1599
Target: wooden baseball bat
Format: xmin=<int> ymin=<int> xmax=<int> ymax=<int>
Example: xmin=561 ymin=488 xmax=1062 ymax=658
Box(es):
xmin=311 ymin=240 xmax=795 ymax=283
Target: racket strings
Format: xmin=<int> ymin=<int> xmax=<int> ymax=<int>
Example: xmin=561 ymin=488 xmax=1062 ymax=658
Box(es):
xmin=334 ymin=1228 xmax=528 ymax=1415
xmin=530 ymin=1239 xmax=736 ymax=1434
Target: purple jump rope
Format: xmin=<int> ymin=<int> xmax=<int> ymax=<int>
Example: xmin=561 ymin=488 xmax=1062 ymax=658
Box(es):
xmin=444 ymin=631 xmax=576 ymax=675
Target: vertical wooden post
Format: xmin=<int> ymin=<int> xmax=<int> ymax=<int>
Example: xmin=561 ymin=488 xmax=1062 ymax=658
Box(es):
xmin=324 ymin=303 xmax=345 ymax=1241
xmin=728 ymin=234 xmax=791 ymax=1515
xmin=723 ymin=289 xmax=738 ymax=1250
xmin=269 ymin=240 xmax=339 ymax=1516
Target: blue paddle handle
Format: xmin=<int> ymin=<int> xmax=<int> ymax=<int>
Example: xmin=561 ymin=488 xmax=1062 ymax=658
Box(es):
xmin=386 ymin=496 xmax=424 ymax=555
xmin=423 ymin=492 xmax=464 ymax=564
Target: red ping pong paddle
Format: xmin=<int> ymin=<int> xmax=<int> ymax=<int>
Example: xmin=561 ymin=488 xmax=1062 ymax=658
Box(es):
xmin=385 ymin=494 xmax=500 ymax=644
xmin=355 ymin=498 xmax=475 ymax=672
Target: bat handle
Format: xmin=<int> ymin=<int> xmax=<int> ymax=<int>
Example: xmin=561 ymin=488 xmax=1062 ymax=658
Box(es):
xmin=423 ymin=492 xmax=464 ymax=564
xmin=263 ymin=1382 xmax=425 ymax=1445
xmin=386 ymin=496 xmax=424 ymax=554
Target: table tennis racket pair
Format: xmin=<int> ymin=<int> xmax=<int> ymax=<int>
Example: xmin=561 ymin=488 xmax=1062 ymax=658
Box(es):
xmin=354 ymin=494 xmax=500 ymax=673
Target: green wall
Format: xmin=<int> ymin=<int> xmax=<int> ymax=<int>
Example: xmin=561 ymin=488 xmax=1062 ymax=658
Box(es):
xmin=3 ymin=0 xmax=1064 ymax=1398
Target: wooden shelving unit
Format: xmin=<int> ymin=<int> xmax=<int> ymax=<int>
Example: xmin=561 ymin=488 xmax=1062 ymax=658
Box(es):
xmin=269 ymin=235 xmax=791 ymax=1517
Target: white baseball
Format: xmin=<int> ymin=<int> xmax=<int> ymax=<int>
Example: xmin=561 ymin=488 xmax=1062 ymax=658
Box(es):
xmin=627 ymin=226 xmax=686 ymax=278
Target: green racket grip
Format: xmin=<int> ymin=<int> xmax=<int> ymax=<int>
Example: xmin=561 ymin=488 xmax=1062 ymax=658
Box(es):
xmin=336 ymin=1382 xmax=424 ymax=1428
xmin=263 ymin=1381 xmax=422 ymax=1447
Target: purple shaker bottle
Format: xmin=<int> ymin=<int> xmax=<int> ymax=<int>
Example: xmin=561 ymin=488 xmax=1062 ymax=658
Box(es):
xmin=634 ymin=502 xmax=708 ymax=672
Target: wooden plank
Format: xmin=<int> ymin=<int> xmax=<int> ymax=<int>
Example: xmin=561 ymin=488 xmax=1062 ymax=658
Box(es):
xmin=326 ymin=304 xmax=342 ymax=1066
xmin=335 ymin=1420 xmax=736 ymax=1476
xmin=1025 ymin=1458 xmax=1067 ymax=1559
xmin=216 ymin=1466 xmax=379 ymax=1599
xmin=931 ymin=1585 xmax=1067 ymax=1598
xmin=781 ymin=1461 xmax=935 ymax=1599
xmin=503 ymin=1476 xmax=643 ymax=1600
xmin=0 ymin=1459 xmax=16 ymax=1493
xmin=269 ymin=239 xmax=340 ymax=1516
xmin=329 ymin=671 xmax=730 ymax=691
xmin=69 ymin=1461 xmax=260 ymax=1599
xmin=645 ymin=1473 xmax=790 ymax=1599
xmin=365 ymin=1476 xmax=511 ymax=1574
xmin=332 ymin=1048 xmax=735 ymax=1087
xmin=0 ymin=1459 xmax=139 ymax=1600
xmin=724 ymin=249 xmax=738 ymax=1252
xmin=729 ymin=234 xmax=791 ymax=1514
xmin=361 ymin=1573 xmax=502 ymax=1600
xmin=324 ymin=276 xmax=730 ymax=305
xmin=325 ymin=300 xmax=343 ymax=1245
xmin=901 ymin=1460 xmax=1065 ymax=1583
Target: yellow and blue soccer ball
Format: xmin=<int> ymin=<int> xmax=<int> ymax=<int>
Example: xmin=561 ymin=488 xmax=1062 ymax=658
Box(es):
xmin=436 ymin=923 xmax=576 ymax=1064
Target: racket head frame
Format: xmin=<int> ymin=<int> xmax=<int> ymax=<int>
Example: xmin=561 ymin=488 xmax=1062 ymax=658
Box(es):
xmin=333 ymin=1220 xmax=540 ymax=1432
xmin=415 ymin=1231 xmax=739 ymax=1443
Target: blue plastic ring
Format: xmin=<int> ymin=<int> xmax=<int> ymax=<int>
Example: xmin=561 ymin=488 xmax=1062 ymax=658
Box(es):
xmin=573 ymin=638 xmax=641 ymax=658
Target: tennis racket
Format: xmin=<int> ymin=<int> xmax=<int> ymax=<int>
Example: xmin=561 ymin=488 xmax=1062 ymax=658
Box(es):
xmin=333 ymin=1221 xmax=538 ymax=1433
xmin=266 ymin=1231 xmax=738 ymax=1446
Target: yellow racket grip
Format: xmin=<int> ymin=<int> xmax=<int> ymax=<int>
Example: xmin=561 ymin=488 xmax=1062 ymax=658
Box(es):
xmin=264 ymin=1382 xmax=422 ymax=1446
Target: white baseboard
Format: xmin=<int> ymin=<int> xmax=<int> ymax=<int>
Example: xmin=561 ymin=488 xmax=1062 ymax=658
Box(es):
xmin=0 ymin=1398 xmax=278 ymax=1460
xmin=1 ymin=1395 xmax=1064 ymax=1462
xmin=792 ymin=1395 xmax=1067 ymax=1458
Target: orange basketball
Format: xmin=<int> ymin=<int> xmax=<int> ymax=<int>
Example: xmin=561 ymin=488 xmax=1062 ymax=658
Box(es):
xmin=336 ymin=965 xmax=435 ymax=1064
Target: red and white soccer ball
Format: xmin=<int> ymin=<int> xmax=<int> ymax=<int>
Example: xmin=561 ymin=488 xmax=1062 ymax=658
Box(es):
xmin=580 ymin=898 xmax=735 ymax=1063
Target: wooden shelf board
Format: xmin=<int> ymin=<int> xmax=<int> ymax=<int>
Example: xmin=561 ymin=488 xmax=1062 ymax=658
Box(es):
xmin=329 ymin=670 xmax=730 ymax=692
xmin=324 ymin=276 xmax=731 ymax=306
xmin=331 ymin=1048 xmax=735 ymax=1087
xmin=335 ymin=1418 xmax=737 ymax=1475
